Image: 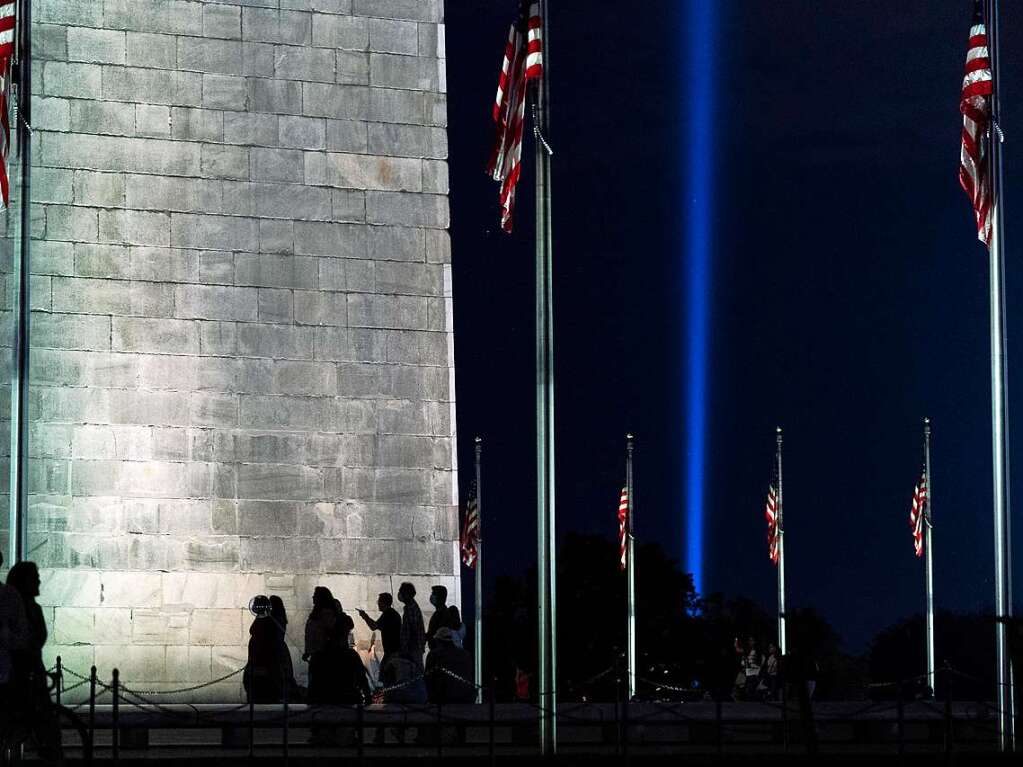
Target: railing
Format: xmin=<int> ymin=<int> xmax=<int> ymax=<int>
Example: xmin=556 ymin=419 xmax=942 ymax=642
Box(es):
xmin=3 ymin=658 xmax=1016 ymax=762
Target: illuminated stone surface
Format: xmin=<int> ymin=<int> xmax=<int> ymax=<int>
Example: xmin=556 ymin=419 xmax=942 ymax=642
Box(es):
xmin=26 ymin=0 xmax=457 ymax=701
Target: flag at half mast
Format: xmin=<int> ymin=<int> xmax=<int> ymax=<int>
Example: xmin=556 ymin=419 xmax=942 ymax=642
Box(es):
xmin=487 ymin=1 xmax=544 ymax=233
xmin=617 ymin=487 xmax=629 ymax=571
xmin=959 ymin=0 xmax=994 ymax=246
xmin=765 ymin=470 xmax=780 ymax=565
xmin=461 ymin=482 xmax=480 ymax=568
xmin=910 ymin=467 xmax=928 ymax=558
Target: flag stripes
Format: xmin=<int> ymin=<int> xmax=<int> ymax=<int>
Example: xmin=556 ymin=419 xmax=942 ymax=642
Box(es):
xmin=461 ymin=483 xmax=480 ymax=569
xmin=765 ymin=480 xmax=780 ymax=565
xmin=910 ymin=468 xmax=928 ymax=558
xmin=617 ymin=486 xmax=629 ymax=571
xmin=959 ymin=1 xmax=993 ymax=246
xmin=487 ymin=1 xmax=544 ymax=233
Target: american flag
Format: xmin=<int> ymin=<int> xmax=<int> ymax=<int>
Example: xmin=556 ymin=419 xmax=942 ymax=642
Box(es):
xmin=910 ymin=468 xmax=928 ymax=558
xmin=0 ymin=0 xmax=14 ymax=207
xmin=487 ymin=1 xmax=544 ymax=233
xmin=959 ymin=0 xmax=994 ymax=246
xmin=617 ymin=487 xmax=629 ymax=571
xmin=461 ymin=482 xmax=480 ymax=568
xmin=765 ymin=475 xmax=780 ymax=565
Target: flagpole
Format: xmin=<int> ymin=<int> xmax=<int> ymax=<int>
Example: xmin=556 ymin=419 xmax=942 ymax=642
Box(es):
xmin=776 ymin=427 xmax=786 ymax=655
xmin=923 ymin=418 xmax=935 ymax=695
xmin=625 ymin=433 xmax=636 ymax=700
xmin=474 ymin=436 xmax=484 ymax=704
xmin=985 ymin=0 xmax=1014 ymax=751
xmin=534 ymin=0 xmax=557 ymax=754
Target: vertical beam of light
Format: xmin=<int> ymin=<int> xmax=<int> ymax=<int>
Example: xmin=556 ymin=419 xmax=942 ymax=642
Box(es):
xmin=683 ymin=0 xmax=717 ymax=595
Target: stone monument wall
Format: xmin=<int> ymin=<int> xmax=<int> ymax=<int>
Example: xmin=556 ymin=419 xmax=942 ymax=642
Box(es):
xmin=25 ymin=0 xmax=456 ymax=700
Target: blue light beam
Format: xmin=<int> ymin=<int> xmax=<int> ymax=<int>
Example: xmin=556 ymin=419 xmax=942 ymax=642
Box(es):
xmin=683 ymin=0 xmax=717 ymax=596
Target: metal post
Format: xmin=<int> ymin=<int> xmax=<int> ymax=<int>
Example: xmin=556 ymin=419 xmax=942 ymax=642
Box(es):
xmin=281 ymin=668 xmax=288 ymax=766
xmin=781 ymin=679 xmax=789 ymax=752
xmin=535 ymin=0 xmax=556 ymax=755
xmin=10 ymin=0 xmax=32 ymax=566
xmin=489 ymin=678 xmax=496 ymax=767
xmin=923 ymin=419 xmax=935 ymax=695
xmin=625 ymin=434 xmax=636 ymax=702
xmin=88 ymin=666 xmax=97 ymax=752
xmin=715 ymin=699 xmax=722 ymax=755
xmin=248 ymin=689 xmax=255 ymax=759
xmin=55 ymin=655 xmax=62 ymax=706
xmin=896 ymin=688 xmax=904 ymax=757
xmin=475 ymin=436 xmax=484 ymax=704
xmin=776 ymin=427 xmax=786 ymax=655
xmin=436 ymin=702 xmax=443 ymax=759
xmin=357 ymin=702 xmax=364 ymax=766
xmin=111 ymin=668 xmax=120 ymax=761
xmin=985 ymin=0 xmax=1014 ymax=751
xmin=614 ymin=653 xmax=622 ymax=756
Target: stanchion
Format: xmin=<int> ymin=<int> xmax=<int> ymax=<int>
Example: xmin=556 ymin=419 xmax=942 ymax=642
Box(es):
xmin=111 ymin=668 xmax=120 ymax=761
xmin=943 ymin=665 xmax=953 ymax=758
xmin=715 ymin=699 xmax=723 ymax=755
xmin=88 ymin=666 xmax=97 ymax=763
xmin=248 ymin=692 xmax=255 ymax=759
xmin=55 ymin=655 xmax=62 ymax=706
xmin=489 ymin=678 xmax=496 ymax=767
xmin=623 ymin=688 xmax=630 ymax=763
xmin=781 ymin=682 xmax=789 ymax=752
xmin=437 ymin=702 xmax=443 ymax=759
xmin=897 ymin=686 xmax=905 ymax=757
xmin=281 ymin=672 xmax=288 ymax=767
xmin=614 ymin=656 xmax=622 ymax=756
xmin=356 ymin=701 xmax=364 ymax=766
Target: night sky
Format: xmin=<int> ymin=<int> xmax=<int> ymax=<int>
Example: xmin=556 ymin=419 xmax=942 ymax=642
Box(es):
xmin=444 ymin=1 xmax=1023 ymax=652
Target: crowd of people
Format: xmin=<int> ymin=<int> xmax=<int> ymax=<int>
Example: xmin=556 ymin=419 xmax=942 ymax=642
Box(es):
xmin=728 ymin=635 xmax=817 ymax=703
xmin=243 ymin=582 xmax=475 ymax=712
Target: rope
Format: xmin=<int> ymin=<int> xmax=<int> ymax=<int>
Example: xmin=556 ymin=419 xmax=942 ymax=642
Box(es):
xmin=531 ymin=103 xmax=554 ymax=156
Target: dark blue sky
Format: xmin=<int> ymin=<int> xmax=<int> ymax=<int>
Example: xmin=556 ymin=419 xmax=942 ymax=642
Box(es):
xmin=445 ymin=1 xmax=1023 ymax=652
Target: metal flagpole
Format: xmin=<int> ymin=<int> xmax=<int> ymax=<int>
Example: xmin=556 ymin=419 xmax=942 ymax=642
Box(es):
xmin=535 ymin=0 xmax=557 ymax=754
xmin=923 ymin=418 xmax=935 ymax=695
xmin=626 ymin=434 xmax=636 ymax=700
xmin=474 ymin=436 xmax=484 ymax=704
xmin=776 ymin=427 xmax=786 ymax=655
xmin=11 ymin=0 xmax=32 ymax=564
xmin=985 ymin=0 xmax=1014 ymax=751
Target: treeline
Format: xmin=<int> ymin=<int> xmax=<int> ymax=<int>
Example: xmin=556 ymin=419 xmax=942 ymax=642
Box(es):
xmin=476 ymin=533 xmax=1018 ymax=702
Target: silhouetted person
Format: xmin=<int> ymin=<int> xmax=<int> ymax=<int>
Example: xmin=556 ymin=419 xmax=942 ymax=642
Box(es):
xmin=398 ymin=582 xmax=426 ymax=672
xmin=763 ymin=642 xmax=780 ymax=699
xmin=425 ymin=628 xmax=475 ymax=704
xmin=7 ymin=561 xmax=61 ymax=762
xmin=268 ymin=595 xmax=301 ymax=701
xmin=358 ymin=593 xmax=401 ymax=665
xmin=7 ymin=562 xmax=46 ymax=675
xmin=319 ymin=628 xmax=371 ymax=705
xmin=247 ymin=597 xmax=292 ymax=707
xmin=333 ymin=598 xmax=355 ymax=642
xmin=426 ymin=585 xmax=448 ymax=647
xmin=304 ymin=586 xmax=338 ymax=664
xmin=743 ymin=637 xmax=762 ymax=699
xmin=446 ymin=605 xmax=465 ymax=649
xmin=0 ymin=550 xmax=29 ymax=716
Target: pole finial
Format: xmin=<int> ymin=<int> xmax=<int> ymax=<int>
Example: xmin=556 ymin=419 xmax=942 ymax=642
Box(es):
xmin=776 ymin=426 xmax=782 ymax=434
xmin=626 ymin=432 xmax=634 ymax=441
xmin=923 ymin=417 xmax=930 ymax=426
xmin=475 ymin=435 xmax=482 ymax=445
